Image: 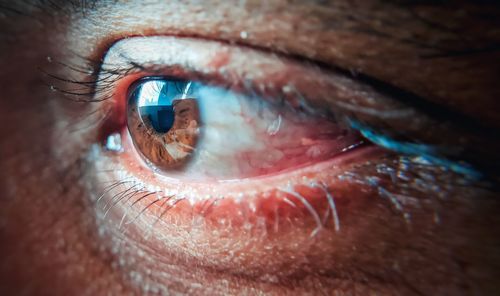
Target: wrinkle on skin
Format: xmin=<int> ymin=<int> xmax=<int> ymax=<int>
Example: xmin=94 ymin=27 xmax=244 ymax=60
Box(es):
xmin=0 ymin=0 xmax=499 ymax=295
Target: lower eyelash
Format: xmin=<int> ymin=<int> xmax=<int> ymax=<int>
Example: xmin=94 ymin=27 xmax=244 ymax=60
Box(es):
xmin=99 ymin=182 xmax=333 ymax=237
xmin=93 ymin=172 xmax=185 ymax=228
xmin=90 ymin=140 xmax=492 ymax=248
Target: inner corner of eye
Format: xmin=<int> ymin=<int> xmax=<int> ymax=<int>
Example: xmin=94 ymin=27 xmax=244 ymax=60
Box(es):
xmin=103 ymin=75 xmax=371 ymax=180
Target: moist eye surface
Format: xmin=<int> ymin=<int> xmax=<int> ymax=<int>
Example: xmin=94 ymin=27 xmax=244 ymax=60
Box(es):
xmin=126 ymin=76 xmax=366 ymax=180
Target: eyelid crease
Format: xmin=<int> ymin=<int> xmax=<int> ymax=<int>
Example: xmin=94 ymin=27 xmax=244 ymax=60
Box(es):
xmin=45 ymin=34 xmax=498 ymax=135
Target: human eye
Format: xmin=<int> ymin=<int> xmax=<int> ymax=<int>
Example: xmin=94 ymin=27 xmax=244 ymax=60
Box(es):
xmin=40 ymin=33 xmax=498 ymax=294
xmin=83 ymin=37 xmax=383 ymax=229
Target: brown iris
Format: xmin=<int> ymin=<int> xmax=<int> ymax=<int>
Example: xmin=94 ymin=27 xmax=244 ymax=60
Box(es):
xmin=127 ymin=78 xmax=201 ymax=171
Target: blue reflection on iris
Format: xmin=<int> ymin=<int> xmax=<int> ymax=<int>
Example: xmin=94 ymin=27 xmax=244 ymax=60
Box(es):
xmin=133 ymin=79 xmax=193 ymax=133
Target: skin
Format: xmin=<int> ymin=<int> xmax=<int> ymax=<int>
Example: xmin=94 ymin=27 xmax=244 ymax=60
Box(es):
xmin=0 ymin=0 xmax=499 ymax=295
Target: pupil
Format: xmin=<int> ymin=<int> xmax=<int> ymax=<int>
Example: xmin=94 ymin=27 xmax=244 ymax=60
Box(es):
xmin=142 ymin=105 xmax=174 ymax=133
xmin=135 ymin=79 xmax=192 ymax=133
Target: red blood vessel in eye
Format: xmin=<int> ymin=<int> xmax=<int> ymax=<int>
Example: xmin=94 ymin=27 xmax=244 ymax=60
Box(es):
xmin=233 ymin=114 xmax=364 ymax=178
xmin=123 ymin=77 xmax=368 ymax=180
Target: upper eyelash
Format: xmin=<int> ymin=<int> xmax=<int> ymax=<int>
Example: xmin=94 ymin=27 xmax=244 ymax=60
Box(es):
xmin=42 ymin=55 xmax=328 ymax=122
xmin=42 ymin=48 xmax=494 ymax=137
xmin=40 ymin=56 xmax=137 ymax=102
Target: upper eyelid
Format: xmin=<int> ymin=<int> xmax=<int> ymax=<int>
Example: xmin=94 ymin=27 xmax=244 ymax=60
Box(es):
xmin=60 ymin=34 xmax=487 ymax=134
xmin=96 ymin=37 xmax=410 ymax=114
xmin=37 ymin=29 xmax=462 ymax=122
xmin=94 ymin=36 xmax=495 ymax=135
xmin=42 ymin=35 xmax=484 ymax=136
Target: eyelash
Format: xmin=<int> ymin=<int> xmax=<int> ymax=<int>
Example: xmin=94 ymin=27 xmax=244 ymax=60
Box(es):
xmin=38 ymin=46 xmax=496 ymax=235
xmin=41 ymin=52 xmax=490 ymax=183
xmin=41 ymin=57 xmax=136 ymax=102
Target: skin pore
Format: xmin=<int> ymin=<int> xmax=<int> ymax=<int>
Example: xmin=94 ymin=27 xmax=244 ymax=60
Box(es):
xmin=1 ymin=1 xmax=499 ymax=295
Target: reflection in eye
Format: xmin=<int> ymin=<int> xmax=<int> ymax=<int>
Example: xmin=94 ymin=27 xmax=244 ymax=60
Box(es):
xmin=126 ymin=77 xmax=366 ymax=180
xmin=127 ymin=78 xmax=201 ymax=171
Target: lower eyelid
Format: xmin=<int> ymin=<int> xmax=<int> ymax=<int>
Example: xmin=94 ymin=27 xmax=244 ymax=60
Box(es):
xmin=89 ymin=134 xmax=390 ymax=256
xmin=90 ymin=132 xmax=465 ymax=283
